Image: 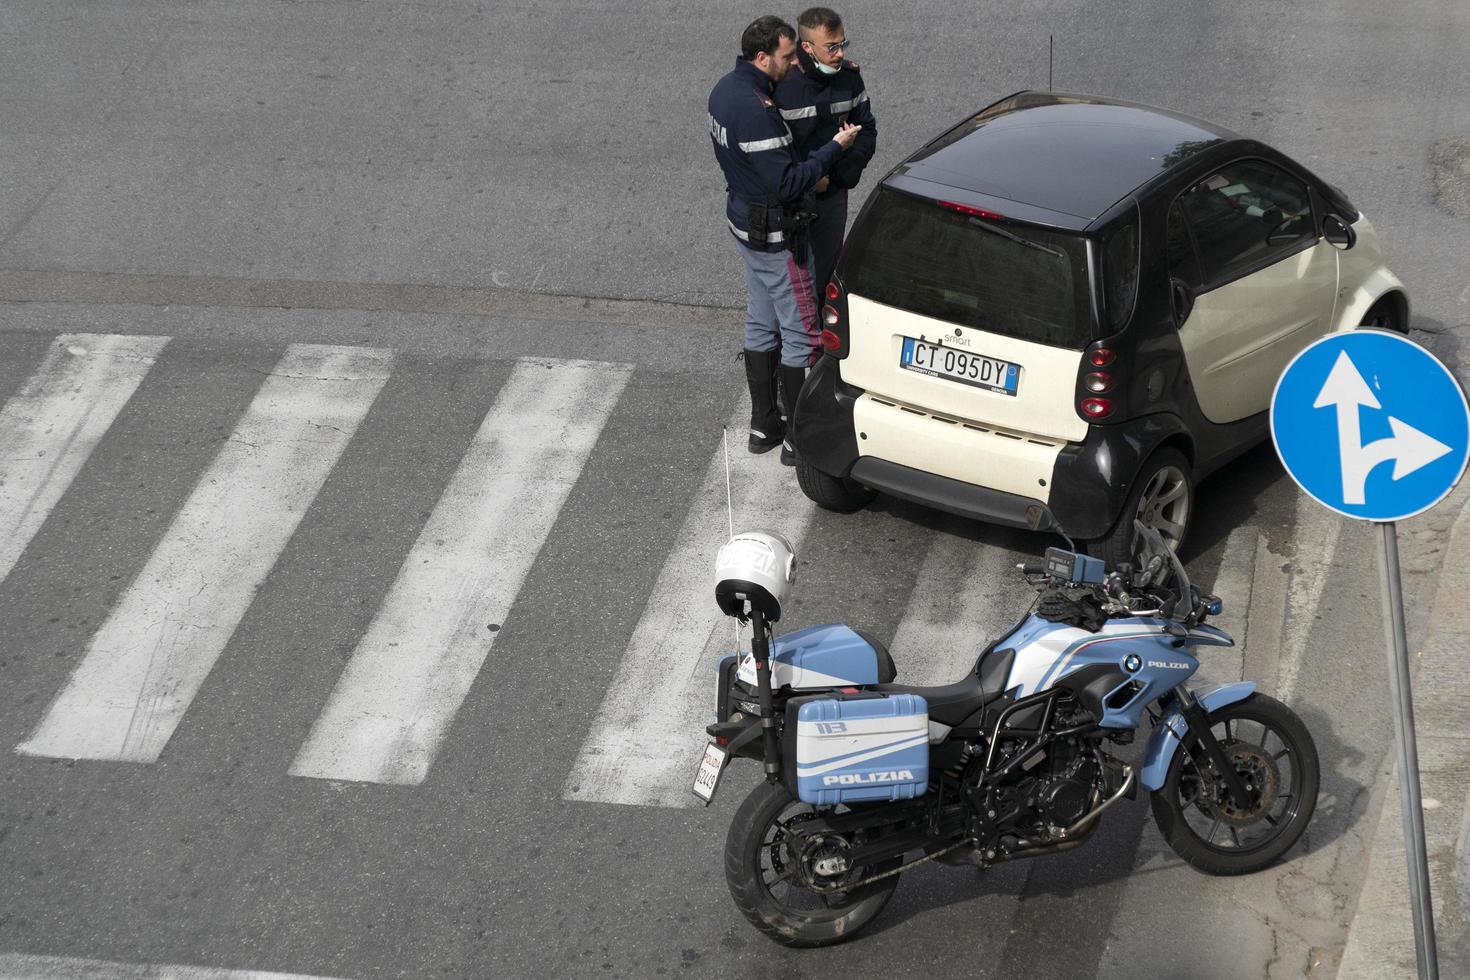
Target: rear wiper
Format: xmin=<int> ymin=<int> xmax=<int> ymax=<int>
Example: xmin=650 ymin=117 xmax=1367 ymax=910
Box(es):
xmin=965 ymin=216 xmax=1065 ymax=259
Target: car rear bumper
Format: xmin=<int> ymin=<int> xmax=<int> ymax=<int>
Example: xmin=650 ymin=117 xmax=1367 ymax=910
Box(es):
xmin=849 ymin=457 xmax=1048 ymax=529
xmin=794 ymin=354 xmax=1176 ymax=539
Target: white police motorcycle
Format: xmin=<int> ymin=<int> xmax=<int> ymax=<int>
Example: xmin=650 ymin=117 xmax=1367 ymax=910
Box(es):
xmin=695 ymin=523 xmax=1319 ymax=947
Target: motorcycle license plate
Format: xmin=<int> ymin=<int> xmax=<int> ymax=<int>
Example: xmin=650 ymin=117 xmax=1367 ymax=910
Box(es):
xmin=692 ymin=742 xmax=729 ymax=806
xmin=899 ymin=337 xmax=1019 ymax=395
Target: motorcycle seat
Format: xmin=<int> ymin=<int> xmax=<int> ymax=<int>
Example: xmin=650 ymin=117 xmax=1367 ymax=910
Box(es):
xmin=851 ymin=627 xmax=899 ymax=683
xmin=875 ymin=647 xmax=1016 ymax=727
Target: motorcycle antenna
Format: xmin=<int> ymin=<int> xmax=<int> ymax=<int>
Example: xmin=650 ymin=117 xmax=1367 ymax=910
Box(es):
xmin=1048 ymin=35 xmax=1054 ymax=91
xmin=721 ymin=426 xmax=742 ymax=654
xmin=721 ymin=426 xmax=735 ymax=540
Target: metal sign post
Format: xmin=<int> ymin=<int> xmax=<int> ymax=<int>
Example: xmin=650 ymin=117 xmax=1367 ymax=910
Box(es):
xmin=1271 ymin=330 xmax=1470 ymax=980
xmin=1377 ymin=521 xmax=1437 ymax=978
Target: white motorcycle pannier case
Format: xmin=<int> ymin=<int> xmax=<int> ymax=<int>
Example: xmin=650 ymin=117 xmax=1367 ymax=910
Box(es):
xmin=787 ymin=693 xmax=929 ymax=805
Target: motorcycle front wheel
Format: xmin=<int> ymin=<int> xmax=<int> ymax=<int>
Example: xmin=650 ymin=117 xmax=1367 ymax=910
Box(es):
xmin=724 ymin=780 xmax=901 ymax=947
xmin=1150 ymin=692 xmax=1319 ymax=875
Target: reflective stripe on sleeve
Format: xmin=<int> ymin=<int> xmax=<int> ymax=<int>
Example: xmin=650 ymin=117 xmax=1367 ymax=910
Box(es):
xmin=738 ymin=134 xmax=793 ymax=153
xmin=778 ymin=91 xmax=868 ymax=121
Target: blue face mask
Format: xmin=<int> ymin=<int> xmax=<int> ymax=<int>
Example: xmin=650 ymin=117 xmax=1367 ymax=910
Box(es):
xmin=813 ymin=58 xmax=840 ymax=75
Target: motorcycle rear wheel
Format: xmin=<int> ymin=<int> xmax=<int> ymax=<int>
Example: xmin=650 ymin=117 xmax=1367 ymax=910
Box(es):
xmin=1150 ymin=692 xmax=1319 ymax=875
xmin=724 ymin=780 xmax=901 ymax=947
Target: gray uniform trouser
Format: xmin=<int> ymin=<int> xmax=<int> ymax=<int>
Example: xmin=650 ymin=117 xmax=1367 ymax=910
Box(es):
xmin=809 ymin=188 xmax=848 ymax=313
xmin=736 ymin=239 xmax=820 ymax=368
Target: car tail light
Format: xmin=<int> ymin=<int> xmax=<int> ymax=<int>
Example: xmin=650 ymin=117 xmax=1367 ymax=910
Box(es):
xmin=938 ymin=200 xmax=1005 ymax=221
xmin=820 ymin=277 xmax=850 ymax=358
xmin=1078 ymin=343 xmax=1121 ymax=421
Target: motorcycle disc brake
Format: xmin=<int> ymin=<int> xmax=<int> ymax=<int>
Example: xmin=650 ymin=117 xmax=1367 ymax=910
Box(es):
xmin=1214 ymin=742 xmax=1281 ymax=826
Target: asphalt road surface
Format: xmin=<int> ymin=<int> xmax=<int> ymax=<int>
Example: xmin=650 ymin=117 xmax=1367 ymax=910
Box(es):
xmin=2 ymin=1 xmax=1468 ymax=978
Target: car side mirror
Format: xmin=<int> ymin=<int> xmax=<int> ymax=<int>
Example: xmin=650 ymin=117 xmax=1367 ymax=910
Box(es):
xmin=1323 ymin=213 xmax=1357 ymax=250
xmin=1169 ymin=278 xmax=1195 ymax=326
xmin=1266 ymin=214 xmax=1312 ymax=247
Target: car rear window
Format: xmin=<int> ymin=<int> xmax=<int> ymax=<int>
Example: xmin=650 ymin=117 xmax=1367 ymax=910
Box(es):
xmin=839 ymin=188 xmax=1096 ymax=349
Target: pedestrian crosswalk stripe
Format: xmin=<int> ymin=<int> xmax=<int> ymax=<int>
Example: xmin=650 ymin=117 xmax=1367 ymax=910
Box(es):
xmin=563 ymin=410 xmax=817 ymax=808
xmin=0 ymin=333 xmax=169 ymax=585
xmin=290 ymin=357 xmax=633 ymax=785
xmin=0 ymin=952 xmax=350 ymax=979
xmin=16 ymin=344 xmax=393 ymax=764
xmin=887 ymin=530 xmax=1033 ymax=687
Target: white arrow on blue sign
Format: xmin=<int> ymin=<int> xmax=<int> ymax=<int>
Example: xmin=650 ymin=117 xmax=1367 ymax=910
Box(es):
xmin=1271 ymin=331 xmax=1469 ymax=522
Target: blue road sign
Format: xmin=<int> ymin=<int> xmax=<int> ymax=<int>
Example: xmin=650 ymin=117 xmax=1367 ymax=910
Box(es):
xmin=1271 ymin=331 xmax=1470 ymax=522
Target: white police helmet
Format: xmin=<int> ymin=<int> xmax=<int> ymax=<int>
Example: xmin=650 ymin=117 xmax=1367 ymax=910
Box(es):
xmin=714 ymin=529 xmax=796 ymax=622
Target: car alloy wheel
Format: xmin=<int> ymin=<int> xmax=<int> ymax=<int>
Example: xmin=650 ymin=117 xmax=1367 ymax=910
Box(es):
xmin=1134 ymin=462 xmax=1190 ymax=552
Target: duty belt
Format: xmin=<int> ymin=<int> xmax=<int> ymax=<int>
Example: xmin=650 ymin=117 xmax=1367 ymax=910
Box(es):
xmin=726 ymin=218 xmax=785 ymax=244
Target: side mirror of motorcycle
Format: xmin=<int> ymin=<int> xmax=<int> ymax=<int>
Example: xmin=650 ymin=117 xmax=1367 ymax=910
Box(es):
xmin=1134 ymin=520 xmax=1191 ymax=605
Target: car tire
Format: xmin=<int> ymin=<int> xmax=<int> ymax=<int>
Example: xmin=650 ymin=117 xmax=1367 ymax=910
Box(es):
xmin=795 ymin=458 xmax=877 ymax=513
xmin=1358 ymin=297 xmax=1406 ymax=333
xmin=1086 ymin=447 xmax=1193 ymax=569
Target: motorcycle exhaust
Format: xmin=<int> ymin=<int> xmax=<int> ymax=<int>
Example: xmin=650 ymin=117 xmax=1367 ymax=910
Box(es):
xmin=978 ymin=835 xmax=1089 ymax=867
xmin=1060 ymin=764 xmax=1136 ymax=839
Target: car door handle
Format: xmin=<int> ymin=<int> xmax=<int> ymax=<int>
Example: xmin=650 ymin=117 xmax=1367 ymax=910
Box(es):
xmin=1170 ymin=278 xmax=1195 ymax=325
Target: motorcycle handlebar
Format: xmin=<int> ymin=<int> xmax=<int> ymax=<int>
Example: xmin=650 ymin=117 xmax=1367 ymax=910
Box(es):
xmin=1020 ymin=563 xmax=1045 ymax=576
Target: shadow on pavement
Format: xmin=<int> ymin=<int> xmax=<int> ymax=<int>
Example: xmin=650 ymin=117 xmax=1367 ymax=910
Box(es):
xmin=1181 ymin=440 xmax=1286 ymax=565
xmin=1290 ymin=701 xmax=1371 ymax=855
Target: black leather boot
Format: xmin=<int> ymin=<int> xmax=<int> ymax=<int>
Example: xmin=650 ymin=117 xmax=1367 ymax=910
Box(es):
xmin=778 ymin=363 xmax=807 ymax=466
xmin=743 ymin=350 xmax=783 ymax=453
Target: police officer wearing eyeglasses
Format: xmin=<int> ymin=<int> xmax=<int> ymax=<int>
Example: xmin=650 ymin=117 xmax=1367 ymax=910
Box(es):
xmin=775 ymin=7 xmax=876 ymax=316
xmin=709 ymin=15 xmax=862 ymax=464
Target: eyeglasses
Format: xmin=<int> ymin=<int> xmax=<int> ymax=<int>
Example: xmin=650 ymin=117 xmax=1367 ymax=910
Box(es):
xmin=807 ymin=37 xmax=851 ymax=54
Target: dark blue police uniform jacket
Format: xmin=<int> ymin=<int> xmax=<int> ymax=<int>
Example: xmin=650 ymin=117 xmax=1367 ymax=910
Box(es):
xmin=774 ymin=53 xmax=876 ymax=196
xmin=708 ymin=59 xmax=841 ymax=253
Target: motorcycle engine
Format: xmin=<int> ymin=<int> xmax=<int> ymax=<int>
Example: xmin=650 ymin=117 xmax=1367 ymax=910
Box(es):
xmin=1025 ymin=738 xmax=1099 ymax=830
xmin=1036 ymin=777 xmax=1092 ymax=827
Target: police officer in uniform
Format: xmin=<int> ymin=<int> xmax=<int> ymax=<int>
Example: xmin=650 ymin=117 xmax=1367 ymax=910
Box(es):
xmin=776 ymin=7 xmax=876 ymax=315
xmin=709 ymin=15 xmax=861 ymax=464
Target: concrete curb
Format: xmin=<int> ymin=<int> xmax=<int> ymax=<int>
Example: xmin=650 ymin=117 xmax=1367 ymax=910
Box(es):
xmin=1460 ymin=791 xmax=1470 ymax=948
xmin=0 ymin=269 xmax=745 ymax=329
